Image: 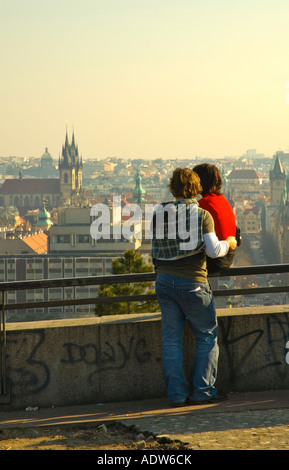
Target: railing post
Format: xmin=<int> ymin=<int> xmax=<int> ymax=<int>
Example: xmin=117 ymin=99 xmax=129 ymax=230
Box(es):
xmin=0 ymin=289 xmax=10 ymax=403
xmin=0 ymin=290 xmax=6 ymax=394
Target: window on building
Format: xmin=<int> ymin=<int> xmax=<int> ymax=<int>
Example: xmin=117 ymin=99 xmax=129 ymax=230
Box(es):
xmin=56 ymin=235 xmax=70 ymax=243
xmin=77 ymin=234 xmax=91 ymax=243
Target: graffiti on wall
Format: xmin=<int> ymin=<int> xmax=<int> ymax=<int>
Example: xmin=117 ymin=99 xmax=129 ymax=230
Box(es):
xmin=6 ymin=330 xmax=50 ymax=397
xmin=61 ymin=336 xmax=155 ymax=384
xmin=6 ymin=330 xmax=159 ymax=398
xmin=5 ymin=313 xmax=289 ymax=399
xmin=219 ymin=314 xmax=289 ymax=386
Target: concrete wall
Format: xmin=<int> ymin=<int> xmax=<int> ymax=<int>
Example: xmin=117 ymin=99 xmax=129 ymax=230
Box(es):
xmin=2 ymin=305 xmax=289 ymax=410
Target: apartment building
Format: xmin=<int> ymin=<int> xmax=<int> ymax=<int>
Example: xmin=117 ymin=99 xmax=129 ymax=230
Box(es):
xmin=48 ymin=206 xmax=141 ymax=254
xmin=3 ymin=255 xmax=114 ymax=322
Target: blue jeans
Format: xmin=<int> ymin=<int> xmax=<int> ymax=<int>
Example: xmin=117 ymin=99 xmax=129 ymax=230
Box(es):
xmin=156 ymin=274 xmax=219 ymax=403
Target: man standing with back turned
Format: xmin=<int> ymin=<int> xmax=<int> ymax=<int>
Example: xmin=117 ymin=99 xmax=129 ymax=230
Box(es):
xmin=152 ymin=167 xmax=237 ymax=407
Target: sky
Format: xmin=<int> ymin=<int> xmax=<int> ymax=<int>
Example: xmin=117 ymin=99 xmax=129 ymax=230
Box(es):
xmin=1 ymin=0 xmax=289 ymax=160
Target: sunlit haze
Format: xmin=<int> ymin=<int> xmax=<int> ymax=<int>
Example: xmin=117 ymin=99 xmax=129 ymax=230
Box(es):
xmin=1 ymin=0 xmax=289 ymax=160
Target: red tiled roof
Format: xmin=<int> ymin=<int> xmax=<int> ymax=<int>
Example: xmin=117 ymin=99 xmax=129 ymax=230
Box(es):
xmin=0 ymin=179 xmax=60 ymax=194
xmin=22 ymin=232 xmax=48 ymax=254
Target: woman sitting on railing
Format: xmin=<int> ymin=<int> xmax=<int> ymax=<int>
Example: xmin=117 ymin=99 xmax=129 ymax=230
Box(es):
xmin=193 ymin=162 xmax=240 ymax=274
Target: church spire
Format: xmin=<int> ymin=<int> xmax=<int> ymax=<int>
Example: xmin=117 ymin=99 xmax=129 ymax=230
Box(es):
xmin=71 ymin=127 xmax=75 ymax=147
xmin=65 ymin=126 xmax=69 ymax=147
xmin=59 ymin=127 xmax=83 ymax=204
xmin=133 ymin=170 xmax=146 ymax=203
xmin=272 ymin=155 xmax=285 ymax=175
xmin=270 ymin=155 xmax=286 ymax=182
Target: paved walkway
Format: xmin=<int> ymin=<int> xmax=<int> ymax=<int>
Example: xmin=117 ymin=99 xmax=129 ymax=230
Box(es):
xmin=1 ymin=389 xmax=289 ymax=449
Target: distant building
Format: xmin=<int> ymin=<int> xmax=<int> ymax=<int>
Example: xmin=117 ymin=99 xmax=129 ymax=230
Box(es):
xmin=1 ymin=254 xmax=114 ymax=322
xmin=227 ymin=169 xmax=263 ymax=188
xmin=58 ymin=130 xmax=83 ymax=204
xmin=48 ymin=205 xmax=142 ymax=255
xmin=269 ymin=156 xmax=286 ymax=207
xmin=265 ymin=155 xmax=289 ymax=262
xmin=235 ymin=206 xmax=261 ymax=234
xmin=0 ymin=177 xmax=61 ymax=214
xmin=0 ymin=232 xmax=48 ymax=255
xmin=0 ymin=130 xmax=83 ymax=213
xmin=266 ymin=155 xmax=287 ymax=232
xmin=40 ymin=147 xmax=57 ymax=177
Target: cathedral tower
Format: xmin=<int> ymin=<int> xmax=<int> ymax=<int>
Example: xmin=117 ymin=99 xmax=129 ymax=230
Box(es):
xmin=59 ymin=130 xmax=83 ymax=204
xmin=269 ymin=155 xmax=286 ymax=206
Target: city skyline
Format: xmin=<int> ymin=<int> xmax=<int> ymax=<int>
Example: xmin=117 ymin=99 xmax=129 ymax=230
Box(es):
xmin=1 ymin=0 xmax=289 ymax=160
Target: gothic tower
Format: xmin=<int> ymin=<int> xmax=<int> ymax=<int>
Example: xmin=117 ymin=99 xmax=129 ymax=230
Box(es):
xmin=266 ymin=154 xmax=287 ymax=234
xmin=269 ymin=155 xmax=286 ymax=206
xmin=59 ymin=130 xmax=83 ymax=204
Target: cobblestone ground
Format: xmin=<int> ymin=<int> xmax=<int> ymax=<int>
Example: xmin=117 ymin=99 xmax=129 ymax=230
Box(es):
xmin=130 ymin=408 xmax=289 ymax=450
xmin=1 ymin=409 xmax=289 ymax=450
xmin=1 ymin=392 xmax=289 ymax=450
xmin=175 ymin=424 xmax=289 ymax=450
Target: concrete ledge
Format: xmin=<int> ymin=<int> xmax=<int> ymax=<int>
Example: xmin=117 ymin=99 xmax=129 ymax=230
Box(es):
xmin=3 ymin=306 xmax=289 ymax=410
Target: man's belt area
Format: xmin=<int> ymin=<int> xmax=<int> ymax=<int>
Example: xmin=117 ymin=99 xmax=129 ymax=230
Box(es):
xmin=153 ymin=251 xmax=204 ymax=267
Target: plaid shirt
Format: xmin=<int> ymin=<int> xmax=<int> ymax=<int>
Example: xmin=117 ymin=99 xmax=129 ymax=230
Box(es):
xmin=151 ymin=198 xmax=205 ymax=261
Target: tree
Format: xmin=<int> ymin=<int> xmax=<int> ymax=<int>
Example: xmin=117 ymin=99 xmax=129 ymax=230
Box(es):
xmin=94 ymin=250 xmax=159 ymax=316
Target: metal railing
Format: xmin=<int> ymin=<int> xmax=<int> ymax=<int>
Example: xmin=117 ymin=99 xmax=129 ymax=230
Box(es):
xmin=1 ymin=263 xmax=289 ymax=400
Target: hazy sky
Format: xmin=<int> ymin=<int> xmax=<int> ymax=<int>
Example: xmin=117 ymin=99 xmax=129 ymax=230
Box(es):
xmin=1 ymin=0 xmax=289 ymax=160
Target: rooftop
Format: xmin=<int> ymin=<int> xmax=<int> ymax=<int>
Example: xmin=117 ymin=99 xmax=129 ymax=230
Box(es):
xmin=227 ymin=169 xmax=262 ymax=179
xmin=0 ymin=178 xmax=60 ymax=194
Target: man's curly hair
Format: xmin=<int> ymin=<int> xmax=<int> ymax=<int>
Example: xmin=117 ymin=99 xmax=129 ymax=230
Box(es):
xmin=168 ymin=167 xmax=202 ymax=199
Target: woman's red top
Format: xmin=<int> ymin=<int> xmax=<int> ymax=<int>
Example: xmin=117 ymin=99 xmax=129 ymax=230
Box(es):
xmin=198 ymin=193 xmax=236 ymax=239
